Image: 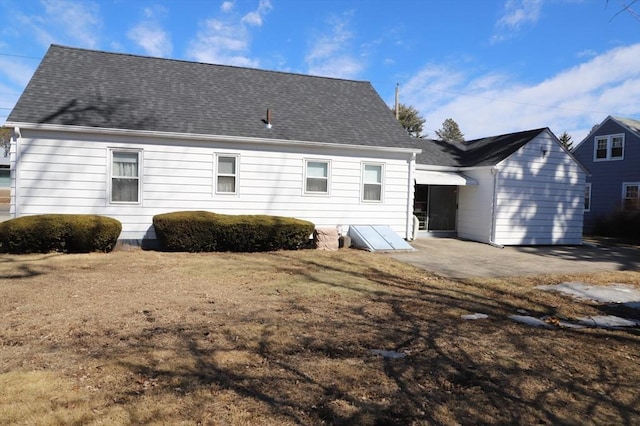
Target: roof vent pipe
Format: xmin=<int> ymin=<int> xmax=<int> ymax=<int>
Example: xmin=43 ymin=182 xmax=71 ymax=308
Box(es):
xmin=266 ymin=109 xmax=272 ymax=129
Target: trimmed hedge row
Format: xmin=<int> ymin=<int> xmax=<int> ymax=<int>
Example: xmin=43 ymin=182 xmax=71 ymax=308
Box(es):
xmin=591 ymin=210 xmax=640 ymax=243
xmin=0 ymin=214 xmax=122 ymax=254
xmin=153 ymin=211 xmax=314 ymax=252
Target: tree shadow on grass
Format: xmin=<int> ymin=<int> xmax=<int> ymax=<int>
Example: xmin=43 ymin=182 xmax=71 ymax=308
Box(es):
xmin=55 ymin=251 xmax=640 ymax=425
xmin=0 ymin=253 xmax=60 ymax=279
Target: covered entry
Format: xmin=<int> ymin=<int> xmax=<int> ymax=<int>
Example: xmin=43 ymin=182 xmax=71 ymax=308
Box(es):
xmin=414 ymin=185 xmax=457 ymax=232
xmin=413 ymin=170 xmax=477 ymax=234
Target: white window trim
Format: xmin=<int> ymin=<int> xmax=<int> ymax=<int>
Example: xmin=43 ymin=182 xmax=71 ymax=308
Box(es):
xmin=361 ymin=162 xmax=384 ymax=203
xmin=584 ymin=182 xmax=591 ymax=212
xmin=593 ymin=133 xmax=625 ymax=162
xmin=215 ymin=153 xmax=239 ymax=195
xmin=304 ymin=159 xmax=331 ymax=196
xmin=108 ymin=148 xmax=142 ymax=205
xmin=622 ymin=182 xmax=640 ymax=211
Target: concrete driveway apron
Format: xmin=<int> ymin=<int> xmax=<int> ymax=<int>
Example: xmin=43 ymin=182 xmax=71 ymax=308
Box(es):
xmin=386 ymin=238 xmax=640 ymax=279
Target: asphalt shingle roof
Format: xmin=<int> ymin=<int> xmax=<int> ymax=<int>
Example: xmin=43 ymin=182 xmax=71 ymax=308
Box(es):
xmin=415 ymin=128 xmax=547 ymax=167
xmin=8 ymin=45 xmax=415 ymax=149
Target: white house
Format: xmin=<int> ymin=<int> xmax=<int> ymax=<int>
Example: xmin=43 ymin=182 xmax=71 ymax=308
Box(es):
xmin=6 ymin=45 xmax=420 ymax=246
xmin=6 ymin=45 xmax=586 ymax=247
xmin=414 ymin=129 xmax=587 ymax=245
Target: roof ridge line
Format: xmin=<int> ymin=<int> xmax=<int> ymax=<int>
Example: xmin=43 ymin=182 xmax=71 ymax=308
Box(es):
xmin=48 ymin=44 xmax=372 ymax=85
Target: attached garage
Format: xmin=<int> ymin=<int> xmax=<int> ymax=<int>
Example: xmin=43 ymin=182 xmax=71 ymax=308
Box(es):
xmin=413 ymin=128 xmax=588 ymax=245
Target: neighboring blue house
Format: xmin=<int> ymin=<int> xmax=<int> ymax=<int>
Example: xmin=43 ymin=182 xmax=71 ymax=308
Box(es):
xmin=573 ymin=115 xmax=640 ymax=232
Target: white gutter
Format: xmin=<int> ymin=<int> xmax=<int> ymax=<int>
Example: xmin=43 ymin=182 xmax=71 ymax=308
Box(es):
xmin=11 ymin=127 xmax=20 ymax=218
xmin=5 ymin=121 xmax=422 ymax=155
xmin=416 ymin=164 xmax=495 ymax=172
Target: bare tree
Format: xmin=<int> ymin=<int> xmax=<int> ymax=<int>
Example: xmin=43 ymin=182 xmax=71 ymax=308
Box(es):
xmin=607 ymin=0 xmax=640 ymax=21
xmin=0 ymin=126 xmax=11 ymax=158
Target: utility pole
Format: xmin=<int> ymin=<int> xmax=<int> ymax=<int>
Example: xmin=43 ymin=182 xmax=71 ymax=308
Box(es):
xmin=394 ymin=83 xmax=399 ymax=120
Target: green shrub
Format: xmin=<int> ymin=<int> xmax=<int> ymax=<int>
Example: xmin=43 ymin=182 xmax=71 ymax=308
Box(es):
xmin=0 ymin=214 xmax=122 ymax=254
xmin=591 ymin=210 xmax=640 ymax=243
xmin=153 ymin=211 xmax=315 ymax=252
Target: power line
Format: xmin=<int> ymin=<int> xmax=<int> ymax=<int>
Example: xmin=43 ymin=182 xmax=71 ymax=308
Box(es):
xmin=377 ymin=78 xmax=638 ymax=118
xmin=0 ymin=53 xmax=42 ymax=60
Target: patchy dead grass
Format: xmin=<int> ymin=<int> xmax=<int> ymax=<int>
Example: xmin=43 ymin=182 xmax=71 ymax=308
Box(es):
xmin=1 ymin=249 xmax=639 ymax=425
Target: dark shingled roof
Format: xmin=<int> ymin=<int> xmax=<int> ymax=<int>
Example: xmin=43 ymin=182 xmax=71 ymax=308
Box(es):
xmin=8 ymin=45 xmax=415 ymax=149
xmin=415 ymin=128 xmax=547 ymax=167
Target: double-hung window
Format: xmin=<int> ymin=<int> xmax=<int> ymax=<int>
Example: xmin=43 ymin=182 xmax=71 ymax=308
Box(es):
xmin=111 ymin=150 xmax=141 ymax=203
xmin=216 ymin=155 xmax=238 ymax=194
xmin=584 ymin=183 xmax=591 ymax=212
xmin=594 ymin=134 xmax=624 ymax=161
xmin=623 ymin=183 xmax=639 ymax=211
xmin=305 ymin=160 xmax=330 ymax=194
xmin=362 ymin=163 xmax=383 ymax=202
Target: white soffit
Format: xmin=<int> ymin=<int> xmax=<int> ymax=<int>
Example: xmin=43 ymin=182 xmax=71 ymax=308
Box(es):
xmin=414 ymin=170 xmax=478 ymax=186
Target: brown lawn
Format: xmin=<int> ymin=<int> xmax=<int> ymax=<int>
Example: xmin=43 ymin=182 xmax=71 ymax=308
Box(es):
xmin=1 ymin=249 xmax=639 ymax=425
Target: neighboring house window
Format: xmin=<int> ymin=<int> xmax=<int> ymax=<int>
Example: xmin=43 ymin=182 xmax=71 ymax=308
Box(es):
xmin=305 ymin=160 xmax=330 ymax=194
xmin=362 ymin=163 xmax=383 ymax=202
xmin=622 ymin=183 xmax=639 ymax=211
xmin=111 ymin=150 xmax=141 ymax=203
xmin=216 ymin=155 xmax=238 ymax=194
xmin=594 ymin=134 xmax=624 ymax=161
xmin=584 ymin=183 xmax=591 ymax=212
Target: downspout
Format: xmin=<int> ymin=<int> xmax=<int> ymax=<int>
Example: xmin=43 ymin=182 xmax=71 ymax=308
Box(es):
xmin=489 ymin=166 xmax=504 ymax=248
xmin=405 ymin=152 xmax=416 ymax=240
xmin=11 ymin=127 xmax=20 ymax=218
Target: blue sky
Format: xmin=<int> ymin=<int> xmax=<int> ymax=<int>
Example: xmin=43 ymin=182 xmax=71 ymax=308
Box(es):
xmin=1 ymin=0 xmax=638 ymax=142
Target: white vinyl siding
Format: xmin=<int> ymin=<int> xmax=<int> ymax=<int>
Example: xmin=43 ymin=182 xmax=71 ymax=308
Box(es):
xmin=456 ymin=169 xmax=495 ymax=244
xmin=12 ymin=129 xmax=414 ymax=241
xmin=492 ymin=131 xmax=585 ymax=245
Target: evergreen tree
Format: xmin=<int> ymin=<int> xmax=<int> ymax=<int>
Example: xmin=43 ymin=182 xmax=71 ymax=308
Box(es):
xmin=558 ymin=131 xmax=573 ymax=151
xmin=435 ymin=118 xmax=465 ymax=143
xmin=393 ymin=104 xmax=426 ymax=138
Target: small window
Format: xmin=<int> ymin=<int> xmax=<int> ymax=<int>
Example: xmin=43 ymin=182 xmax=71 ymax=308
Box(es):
xmin=362 ymin=163 xmax=383 ymax=202
xmin=623 ymin=183 xmax=639 ymax=211
xmin=595 ymin=138 xmax=608 ymax=159
xmin=584 ymin=183 xmax=591 ymax=212
xmin=305 ymin=160 xmax=329 ymax=194
xmin=216 ymin=155 xmax=238 ymax=194
xmin=111 ymin=150 xmax=140 ymax=203
xmin=594 ymin=134 xmax=624 ymax=161
xmin=611 ymin=136 xmax=624 ymax=158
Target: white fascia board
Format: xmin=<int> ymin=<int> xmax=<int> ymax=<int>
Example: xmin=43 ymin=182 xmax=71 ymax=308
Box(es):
xmin=6 ymin=122 xmax=422 ymax=155
xmin=416 ymin=164 xmax=495 ymax=172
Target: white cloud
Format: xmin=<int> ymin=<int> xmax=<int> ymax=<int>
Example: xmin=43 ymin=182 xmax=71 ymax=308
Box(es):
xmin=187 ymin=0 xmax=271 ymax=67
xmin=492 ymin=0 xmax=543 ymax=43
xmin=39 ymin=0 xmax=101 ymax=48
xmin=0 ymin=60 xmax=37 ymax=88
xmin=241 ymin=0 xmax=272 ymax=26
xmin=127 ymin=6 xmax=172 ymax=57
xmin=221 ymin=1 xmax=234 ymax=13
xmin=128 ymin=22 xmax=172 ymax=57
xmin=305 ymin=14 xmax=365 ymax=79
xmin=401 ymin=44 xmax=640 ymax=142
